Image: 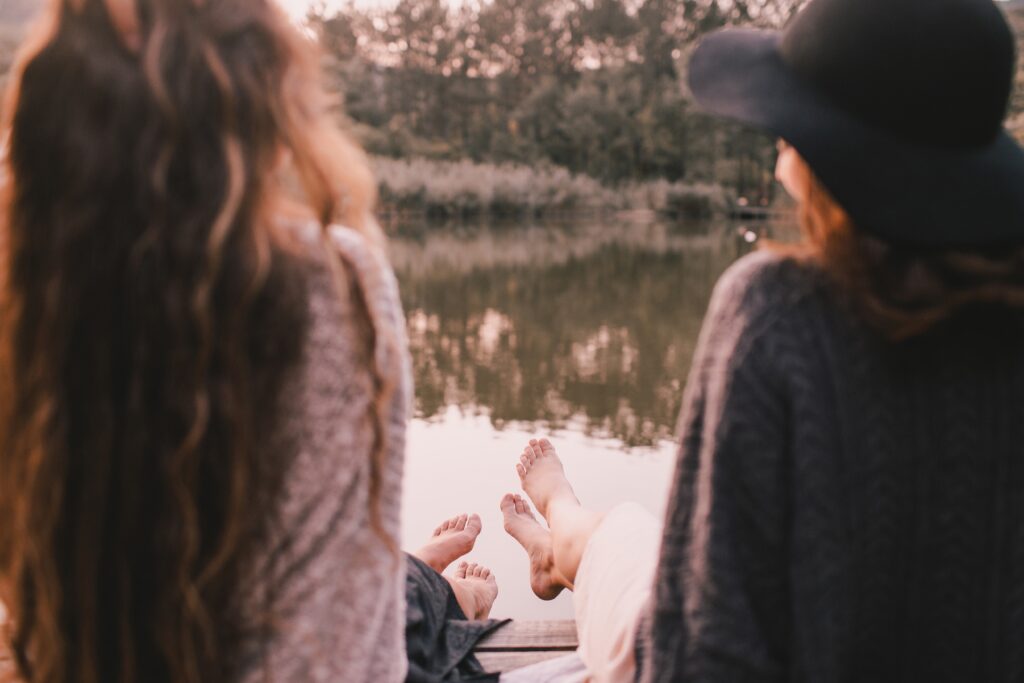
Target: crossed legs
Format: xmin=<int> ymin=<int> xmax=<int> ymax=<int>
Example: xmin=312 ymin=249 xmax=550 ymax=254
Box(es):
xmin=409 ymin=435 xmax=648 ymax=633
xmin=411 ymin=513 xmax=498 ymax=620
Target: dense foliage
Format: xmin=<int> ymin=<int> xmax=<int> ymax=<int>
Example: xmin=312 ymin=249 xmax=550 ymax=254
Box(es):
xmin=310 ymin=0 xmax=806 ymax=200
xmin=2 ymin=0 xmax=1023 ymax=199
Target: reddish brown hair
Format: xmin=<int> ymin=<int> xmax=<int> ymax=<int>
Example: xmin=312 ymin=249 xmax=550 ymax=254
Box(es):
xmin=777 ymin=152 xmax=1024 ymax=340
xmin=0 ymin=1 xmax=396 ymax=682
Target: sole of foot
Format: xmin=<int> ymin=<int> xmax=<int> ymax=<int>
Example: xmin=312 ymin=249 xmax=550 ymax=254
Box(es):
xmin=414 ymin=513 xmax=482 ymax=574
xmin=515 ymin=438 xmax=578 ymax=520
xmin=500 ymin=493 xmax=565 ymax=600
xmin=452 ymin=561 xmax=499 ymax=619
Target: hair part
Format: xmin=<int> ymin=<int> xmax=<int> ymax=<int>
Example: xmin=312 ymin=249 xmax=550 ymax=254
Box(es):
xmin=774 ymin=152 xmax=1024 ymax=340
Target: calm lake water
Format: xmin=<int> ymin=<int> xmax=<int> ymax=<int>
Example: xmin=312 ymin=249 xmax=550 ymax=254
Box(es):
xmin=394 ymin=216 xmax=791 ymax=620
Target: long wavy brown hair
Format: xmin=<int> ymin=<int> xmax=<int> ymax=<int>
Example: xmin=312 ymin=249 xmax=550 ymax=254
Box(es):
xmin=779 ymin=151 xmax=1024 ymax=340
xmin=0 ymin=1 xmax=394 ymax=682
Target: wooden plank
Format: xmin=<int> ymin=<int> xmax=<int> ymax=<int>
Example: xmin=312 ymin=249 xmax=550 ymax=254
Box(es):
xmin=476 ymin=620 xmax=578 ymax=651
xmin=476 ymin=649 xmax=572 ymax=672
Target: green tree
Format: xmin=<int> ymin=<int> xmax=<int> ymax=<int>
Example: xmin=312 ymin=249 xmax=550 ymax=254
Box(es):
xmin=307 ymin=0 xmax=813 ymax=198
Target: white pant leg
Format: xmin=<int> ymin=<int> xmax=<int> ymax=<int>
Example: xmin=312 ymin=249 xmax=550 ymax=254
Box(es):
xmin=572 ymin=503 xmax=662 ymax=683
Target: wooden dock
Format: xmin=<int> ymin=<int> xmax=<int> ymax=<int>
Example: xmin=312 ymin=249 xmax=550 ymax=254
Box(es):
xmin=0 ymin=620 xmax=579 ymax=676
xmin=475 ymin=619 xmax=578 ymax=672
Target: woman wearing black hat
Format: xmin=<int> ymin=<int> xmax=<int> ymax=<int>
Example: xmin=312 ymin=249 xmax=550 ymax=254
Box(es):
xmin=501 ymin=0 xmax=1024 ymax=680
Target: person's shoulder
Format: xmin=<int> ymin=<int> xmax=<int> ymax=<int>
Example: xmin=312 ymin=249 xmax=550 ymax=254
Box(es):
xmin=697 ymin=249 xmax=835 ymax=367
xmin=326 ymin=224 xmax=388 ymax=270
xmin=284 ymin=221 xmax=398 ymax=304
xmin=325 ymin=224 xmax=404 ymax=325
xmin=285 ymin=221 xmax=387 ymax=273
xmin=281 ymin=219 xmax=411 ymax=404
xmin=708 ymin=248 xmax=829 ymax=325
xmin=713 ymin=248 xmax=825 ymax=302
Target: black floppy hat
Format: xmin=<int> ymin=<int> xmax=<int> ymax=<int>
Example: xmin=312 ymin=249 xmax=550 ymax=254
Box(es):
xmin=688 ymin=0 xmax=1024 ymax=246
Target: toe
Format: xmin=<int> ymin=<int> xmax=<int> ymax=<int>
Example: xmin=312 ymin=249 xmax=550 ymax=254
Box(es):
xmin=454 ymin=514 xmax=468 ymax=531
xmin=456 ymin=562 xmax=468 ymax=578
xmin=520 ymin=454 xmax=531 ymax=469
xmin=466 ymin=513 xmax=482 ymax=535
xmin=500 ymin=494 xmax=516 ymax=513
xmin=516 ymin=463 xmax=526 ymax=479
xmin=539 ymin=438 xmax=555 ymax=454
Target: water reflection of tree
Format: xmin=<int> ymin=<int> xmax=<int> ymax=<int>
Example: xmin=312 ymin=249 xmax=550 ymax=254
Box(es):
xmin=397 ymin=232 xmax=747 ymax=447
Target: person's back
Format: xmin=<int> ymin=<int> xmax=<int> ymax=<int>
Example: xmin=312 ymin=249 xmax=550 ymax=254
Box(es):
xmin=798 ymin=275 xmax=1024 ymax=682
xmin=0 ymin=1 xmax=410 ymax=681
xmin=649 ymin=249 xmax=1024 ymax=682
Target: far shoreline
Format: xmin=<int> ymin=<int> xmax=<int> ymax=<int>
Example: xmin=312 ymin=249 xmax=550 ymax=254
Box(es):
xmin=371 ymin=156 xmax=746 ymax=223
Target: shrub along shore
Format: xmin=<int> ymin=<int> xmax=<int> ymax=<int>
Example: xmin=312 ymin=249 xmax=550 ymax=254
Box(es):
xmin=372 ymin=157 xmax=736 ymax=222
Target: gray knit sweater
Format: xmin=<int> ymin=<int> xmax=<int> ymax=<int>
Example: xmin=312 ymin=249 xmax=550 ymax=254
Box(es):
xmin=236 ymin=223 xmax=411 ymax=683
xmin=640 ymin=250 xmax=1024 ymax=682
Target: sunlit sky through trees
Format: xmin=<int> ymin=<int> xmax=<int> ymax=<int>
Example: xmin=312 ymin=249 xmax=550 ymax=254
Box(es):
xmin=277 ymin=0 xmax=1018 ymax=22
xmin=278 ymin=0 xmax=394 ymax=21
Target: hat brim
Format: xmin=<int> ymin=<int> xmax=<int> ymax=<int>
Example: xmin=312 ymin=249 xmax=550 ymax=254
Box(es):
xmin=689 ymin=29 xmax=1024 ymax=246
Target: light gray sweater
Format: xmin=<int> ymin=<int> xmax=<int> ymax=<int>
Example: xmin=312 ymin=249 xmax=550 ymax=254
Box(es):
xmin=236 ymin=223 xmax=411 ymax=683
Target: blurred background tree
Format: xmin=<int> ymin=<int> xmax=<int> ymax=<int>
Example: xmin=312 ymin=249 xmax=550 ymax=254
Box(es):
xmin=311 ymin=0 xmax=809 ymax=200
xmin=1 ymin=0 xmax=1022 ymax=204
xmin=309 ymin=0 xmax=1024 ymax=199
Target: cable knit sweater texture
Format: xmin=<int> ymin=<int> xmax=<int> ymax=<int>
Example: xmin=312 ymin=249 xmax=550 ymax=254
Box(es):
xmin=641 ymin=250 xmax=1024 ymax=683
xmin=236 ymin=223 xmax=411 ymax=683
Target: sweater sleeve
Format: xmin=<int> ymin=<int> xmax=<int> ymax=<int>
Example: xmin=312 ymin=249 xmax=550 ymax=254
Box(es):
xmin=639 ymin=252 xmax=796 ymax=683
xmin=236 ymin=224 xmax=411 ymax=683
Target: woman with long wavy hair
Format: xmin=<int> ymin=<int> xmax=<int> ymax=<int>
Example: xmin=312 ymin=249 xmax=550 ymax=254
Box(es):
xmin=0 ymin=0 xmax=415 ymax=681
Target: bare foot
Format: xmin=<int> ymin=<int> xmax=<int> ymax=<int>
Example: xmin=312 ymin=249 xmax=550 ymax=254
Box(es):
xmin=515 ymin=438 xmax=578 ymax=520
xmin=451 ymin=562 xmax=499 ymax=619
xmin=413 ymin=513 xmax=482 ymax=574
xmin=500 ymin=493 xmax=566 ymax=600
